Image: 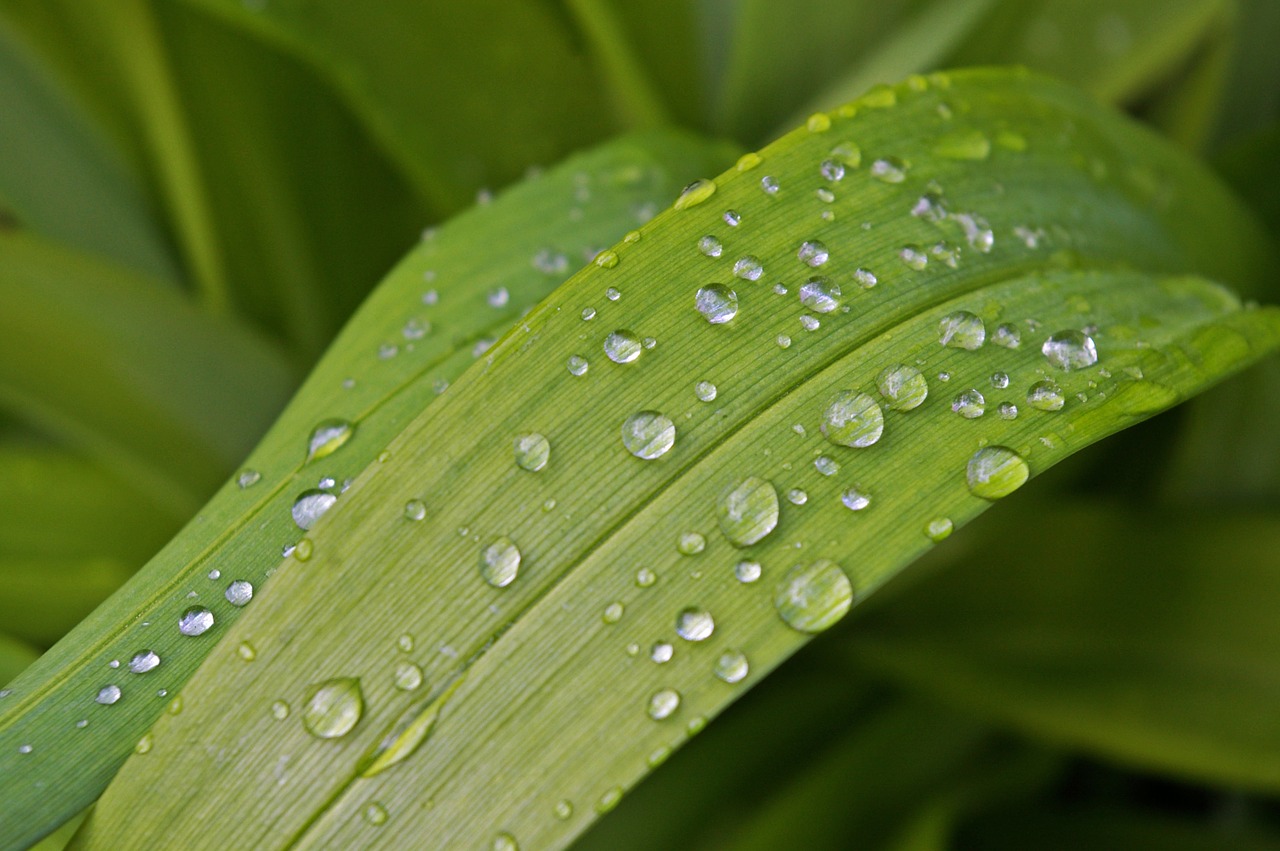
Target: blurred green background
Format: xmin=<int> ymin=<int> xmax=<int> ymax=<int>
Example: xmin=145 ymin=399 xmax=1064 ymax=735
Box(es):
xmin=1 ymin=0 xmax=1279 ymax=847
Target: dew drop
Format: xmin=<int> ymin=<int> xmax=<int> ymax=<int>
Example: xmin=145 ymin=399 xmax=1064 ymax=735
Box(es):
xmin=830 ymin=141 xmax=861 ymax=167
xmin=650 ymin=642 xmax=674 ymax=663
xmin=363 ymin=802 xmax=388 ymax=826
xmin=870 ymin=157 xmax=907 ymax=183
xmin=677 ymin=532 xmax=706 ymax=556
xmin=819 ymin=159 xmax=845 ymax=182
xmin=566 ymin=355 xmax=589 ymax=376
xmin=732 ymin=256 xmax=764 ymax=280
xmin=225 ymin=580 xmax=254 ymax=607
xmin=821 ymin=392 xmax=884 ymax=448
xmin=939 ymin=311 xmax=986 ymax=349
xmin=787 ymin=488 xmax=808 ymax=506
xmin=853 ymin=268 xmax=878 ymax=289
xmin=698 ymin=235 xmax=723 ymax=258
xmin=933 ymin=129 xmax=991 ymax=160
xmin=604 ymin=329 xmax=643 ymax=363
xmin=967 ymin=446 xmax=1030 ymax=500
xmin=480 ymin=537 xmax=521 ymax=588
xmin=513 ymin=433 xmax=551 ymax=472
xmin=899 ymin=245 xmax=928 ymax=271
xmin=96 ymin=685 xmax=121 ymax=705
xmin=272 ymin=700 xmax=290 ymax=720
xmin=674 ymin=178 xmax=715 ymax=210
xmin=492 ymin=832 xmax=519 ymax=851
xmin=621 ymin=411 xmax=676 ymax=460
xmin=605 ymin=287 xmax=621 ymax=301
xmin=397 ymin=634 xmax=415 ymax=653
xmin=134 ymin=733 xmax=153 ymax=754
xmin=760 ymin=176 xmax=780 ymax=195
xmin=814 ymin=455 xmax=839 ymax=476
xmin=841 ymin=488 xmax=871 ymax=511
xmin=798 ymin=276 xmax=840 ymax=313
xmin=602 ymin=602 xmax=625 ymax=624
xmin=635 ymin=568 xmax=656 ymax=588
xmin=237 ymin=641 xmax=257 ymax=662
xmin=1027 ymin=379 xmax=1066 ymax=411
xmin=806 ymin=112 xmax=832 ymax=132
xmin=774 ymin=560 xmax=854 ymax=633
xmin=952 ymin=389 xmax=986 ymax=418
xmin=593 ymin=250 xmax=619 ymax=270
xmin=292 ymin=489 xmax=337 ymax=531
xmin=1042 ymin=330 xmax=1098 ymax=370
xmin=306 ymin=419 xmax=354 ymax=462
xmin=581 ymin=307 xmax=596 ymax=322
xmin=876 ymin=364 xmax=928 ymax=411
xmin=695 ymin=380 xmax=717 ymax=402
xmin=178 ymin=606 xmax=214 ymax=637
xmin=713 ymin=649 xmax=750 ymax=684
xmin=695 ymin=285 xmax=738 ymax=324
xmin=237 ymin=469 xmax=261 ymax=489
xmin=394 ymin=662 xmax=423 ymax=691
xmin=998 ymin=402 xmax=1019 ymax=420
xmin=404 ymin=499 xmax=427 ymax=521
xmin=554 ymin=800 xmax=574 ymax=821
xmin=675 ymin=607 xmax=715 ymax=642
xmin=302 ymin=677 xmax=363 ymax=739
xmin=129 ymin=650 xmax=160 ymax=674
xmin=723 ymin=210 xmax=741 ymax=227
xmin=597 ymin=787 xmax=623 ymax=814
xmin=990 ymin=371 xmax=1010 ymax=389
xmin=797 ymin=240 xmax=829 ymax=267
xmin=716 ymin=476 xmax=780 ymax=547
xmin=647 ymin=688 xmax=681 ymax=720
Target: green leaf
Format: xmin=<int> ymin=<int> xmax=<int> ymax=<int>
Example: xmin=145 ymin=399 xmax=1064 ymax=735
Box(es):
xmin=851 ymin=502 xmax=1280 ymax=791
xmin=0 ymin=635 xmax=38 ymax=687
xmin=0 ymin=129 xmax=735 ymax=851
xmin=954 ymin=805 xmax=1280 ymax=851
xmin=71 ymin=70 xmax=1278 ymax=850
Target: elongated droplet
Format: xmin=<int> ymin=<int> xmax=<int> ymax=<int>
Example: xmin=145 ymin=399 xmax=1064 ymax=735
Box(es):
xmin=966 ymin=446 xmax=1029 ymax=499
xmin=621 ymin=411 xmax=675 ymax=459
xmin=696 ymin=284 xmax=738 ymax=324
xmin=674 ymin=178 xmax=715 ymax=210
xmin=876 ymin=364 xmax=928 ymax=411
xmin=306 ymin=419 xmax=354 ymax=462
xmin=302 ymin=677 xmax=364 ymax=739
xmin=513 ymin=433 xmax=550 ymax=471
xmin=480 ymin=537 xmax=521 ymax=588
xmin=1042 ymin=330 xmax=1098 ymax=370
xmin=716 ymin=476 xmax=779 ymax=547
xmin=774 ymin=560 xmax=853 ymax=633
xmin=821 ymin=392 xmax=884 ymax=448
xmin=292 ymin=490 xmax=337 ymax=531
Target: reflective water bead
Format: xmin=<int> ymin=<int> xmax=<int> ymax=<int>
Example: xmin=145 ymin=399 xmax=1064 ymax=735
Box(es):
xmin=566 ymin=355 xmax=589 ymax=376
xmin=821 ymin=392 xmax=884 ymax=448
xmin=723 ymin=210 xmax=741 ymax=227
xmin=621 ymin=411 xmax=676 ymax=459
xmin=604 ymin=330 xmax=643 ymax=363
xmin=695 ymin=285 xmax=738 ymax=324
xmin=899 ymin=245 xmax=928 ymax=271
xmin=733 ymin=256 xmax=764 ymax=280
xmin=225 ymin=580 xmax=254 ymax=607
xmin=952 ymin=389 xmax=986 ymax=418
xmin=853 ymin=268 xmax=878 ymax=288
xmin=787 ymin=488 xmax=808 ymax=506
xmin=650 ymin=642 xmax=674 ymax=663
xmin=302 ymin=677 xmax=364 ymax=739
xmin=128 ymin=650 xmax=160 ymax=674
xmin=797 ymin=240 xmax=829 ymax=267
xmin=939 ymin=311 xmax=986 ymax=349
xmin=967 ymin=446 xmax=1029 ymax=499
xmin=869 ymin=157 xmax=907 ymax=183
xmin=998 ymin=402 xmax=1019 ymax=419
xmin=236 ymin=469 xmax=261 ymax=489
xmin=807 ymin=112 xmax=831 ymax=132
xmin=735 ymin=560 xmax=762 ymax=583
xmin=96 ymin=685 xmax=121 ymax=705
xmin=677 ymin=532 xmax=706 ymax=555
xmin=492 ymin=833 xmax=519 ymax=851
xmin=647 ymin=689 xmax=681 ymax=720
xmin=760 ymin=176 xmax=780 ymax=195
xmin=814 ymin=455 xmax=839 ymax=476
xmin=513 ymin=433 xmax=551 ymax=471
xmin=1027 ymin=379 xmax=1066 ymax=411
xmin=695 ymin=380 xmax=717 ymax=402
xmin=635 ymin=568 xmax=656 ymax=588
xmin=992 ymin=323 xmax=1021 ymax=349
xmin=363 ymin=803 xmax=389 ymax=826
xmin=1042 ymin=330 xmax=1099 ymax=370
xmin=605 ymin=287 xmax=621 ymax=301
xmin=487 ymin=287 xmax=510 ymax=308
xmin=480 ymin=537 xmax=521 ymax=588
xmin=841 ymin=488 xmax=871 ymax=511
xmin=698 ymin=235 xmax=723 ymax=258
xmin=602 ymin=602 xmax=624 ymax=624
xmin=404 ymin=499 xmax=427 ymax=521
xmin=774 ymin=560 xmax=854 ymax=633
xmin=581 ymin=307 xmax=596 ymax=321
xmin=178 ymin=606 xmax=214 ymax=637
xmin=394 ymin=662 xmax=424 ymax=691
xmin=594 ymin=250 xmax=619 ymax=269
xmin=830 ymin=141 xmax=861 ymax=167
xmin=674 ymin=178 xmax=716 ymax=210
xmin=675 ymin=607 xmax=715 ymax=641
xmin=292 ymin=489 xmax=337 ymax=531
xmin=799 ymin=276 xmax=840 ymax=313
xmin=876 ymin=364 xmax=928 ymax=411
xmin=716 ymin=476 xmax=780 ymax=547
xmin=819 ymin=159 xmax=845 ymax=182
xmin=306 ymin=419 xmax=354 ymax=462
xmin=990 ymin=371 xmax=1009 ymax=389
xmin=714 ymin=649 xmax=750 ymax=684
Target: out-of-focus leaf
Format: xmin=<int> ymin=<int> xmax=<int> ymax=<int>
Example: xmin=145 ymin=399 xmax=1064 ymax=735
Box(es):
xmin=0 ymin=231 xmax=296 ymax=511
xmin=1138 ymin=14 xmax=1234 ymax=154
xmin=75 ymin=71 xmax=1279 ymax=851
xmin=954 ymin=806 xmax=1280 ymax=851
xmin=0 ymin=130 xmax=736 ymax=851
xmin=0 ymin=635 xmax=38 ymax=687
xmin=1206 ymin=0 xmax=1280 ymax=150
xmin=852 ymin=503 xmax=1280 ymax=792
xmin=563 ymin=0 xmax=671 ymax=129
xmin=0 ymin=14 xmax=177 ymax=283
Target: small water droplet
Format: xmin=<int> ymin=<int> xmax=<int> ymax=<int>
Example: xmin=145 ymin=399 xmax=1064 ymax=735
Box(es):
xmin=899 ymin=245 xmax=928 ymax=270
xmin=302 ymin=677 xmax=364 ymax=739
xmin=237 ymin=469 xmax=261 ymax=489
xmin=799 ymin=276 xmax=840 ymax=313
xmin=713 ymin=649 xmax=749 ymax=683
xmin=841 ymin=488 xmax=871 ymax=511
xmin=394 ymin=662 xmax=423 ymax=691
xmin=787 ymin=488 xmax=808 ymax=505
xmin=566 ymin=355 xmax=589 ymax=376
xmin=398 ymin=633 xmax=415 ymax=652
xmin=1027 ymin=379 xmax=1065 ymax=411
xmin=363 ymin=802 xmax=388 ymax=826
xmin=604 ymin=329 xmax=643 ymax=363
xmin=676 ymin=607 xmax=715 ymax=641
xmin=870 ymin=157 xmax=907 ymax=183
xmin=307 ymin=419 xmax=354 ymax=462
xmin=853 ymin=268 xmax=878 ymax=288
xmin=554 ymin=800 xmax=574 ymax=820
xmin=647 ymin=688 xmax=681 ymax=720
xmin=404 ymin=499 xmax=427 ymax=521
xmin=760 ymin=175 xmax=780 ymax=195
xmin=271 ymin=700 xmax=290 ymax=720
xmin=814 ymin=455 xmax=839 ymax=476
xmin=774 ymin=560 xmax=853 ymax=633
xmin=830 ymin=141 xmax=861 ymax=167
xmin=237 ymin=641 xmax=257 ymax=661
xmin=677 ymin=532 xmax=706 ymax=555
xmin=635 ymin=568 xmax=656 ymax=588
xmin=797 ymin=240 xmax=829 ymax=267
xmin=96 ymin=685 xmax=121 ymax=705
xmin=723 ymin=210 xmax=741 ymax=227
xmin=776 ymin=334 xmax=792 ymax=349
xmin=939 ymin=311 xmax=986 ymax=349
xmin=990 ymin=371 xmax=1010 ymax=389
xmin=650 ymin=642 xmax=673 ymax=663
xmin=621 ymin=411 xmax=676 ymax=460
xmin=605 ymin=287 xmax=621 ymax=301
xmin=819 ymin=159 xmax=845 ymax=182
xmin=998 ymin=402 xmax=1019 ymax=419
xmin=877 ymin=364 xmax=928 ymax=411
xmin=674 ymin=178 xmax=716 ymax=210
xmin=178 ymin=606 xmax=214 ymax=637
xmin=292 ymin=490 xmax=337 ymax=531
xmin=581 ymin=307 xmax=597 ymax=321
xmin=698 ymin=235 xmax=723 ymax=257
xmin=596 ymin=787 xmax=623 ymax=814
xmin=17 ymin=743 xmax=33 ymax=754
xmin=294 ymin=539 xmax=313 ymax=561
xmin=594 ymin=250 xmax=619 ymax=270
xmin=1042 ymin=330 xmax=1098 ymax=370
xmin=952 ymin=389 xmax=986 ymax=418
xmin=735 ymin=560 xmax=762 ymax=583
xmin=514 ymin=433 xmax=551 ymax=471
xmin=967 ymin=446 xmax=1029 ymax=499
xmin=933 ymin=129 xmax=991 ymax=160
xmin=492 ymin=832 xmax=519 ymax=851
xmin=602 ymin=602 xmax=625 ymax=624
xmin=480 ymin=537 xmax=521 ymax=588
xmin=806 ymin=112 xmax=832 ymax=132
xmin=732 ymin=256 xmax=764 ymax=280
xmin=134 ymin=733 xmax=153 ymax=754
xmin=225 ymin=580 xmax=253 ymax=607
xmin=695 ymin=285 xmax=738 ymax=324
xmin=695 ymin=380 xmax=717 ymax=402
xmin=821 ymin=392 xmax=884 ymax=448
xmin=128 ymin=650 xmax=160 ymax=674
xmin=716 ymin=476 xmax=779 ymax=548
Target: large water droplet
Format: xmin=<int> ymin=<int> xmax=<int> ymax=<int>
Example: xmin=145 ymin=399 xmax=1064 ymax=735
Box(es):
xmin=292 ymin=489 xmax=337 ymax=531
xmin=178 ymin=606 xmax=214 ymax=637
xmin=1042 ymin=330 xmax=1098 ymax=370
xmin=774 ymin=560 xmax=854 ymax=633
xmin=939 ymin=311 xmax=986 ymax=349
xmin=695 ymin=285 xmax=738 ymax=324
xmin=647 ymin=689 xmax=681 ymax=720
xmin=129 ymin=650 xmax=160 ymax=674
xmin=967 ymin=446 xmax=1029 ymax=499
xmin=821 ymin=392 xmax=884 ymax=448
xmin=480 ymin=537 xmax=521 ymax=588
xmin=513 ymin=433 xmax=551 ymax=472
xmin=306 ymin=419 xmax=354 ymax=462
xmin=675 ymin=607 xmax=715 ymax=641
xmin=302 ymin=677 xmax=364 ymax=739
xmin=714 ymin=649 xmax=750 ymax=684
xmin=604 ymin=330 xmax=643 ymax=363
xmin=799 ymin=276 xmax=840 ymax=313
xmin=225 ymin=580 xmax=253 ymax=607
xmin=716 ymin=476 xmax=779 ymax=547
xmin=876 ymin=365 xmax=928 ymax=411
xmin=621 ymin=411 xmax=676 ymax=460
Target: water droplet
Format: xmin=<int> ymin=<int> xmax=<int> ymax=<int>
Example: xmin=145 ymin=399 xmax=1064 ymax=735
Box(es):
xmin=713 ymin=649 xmax=749 ymax=683
xmin=990 ymin=371 xmax=1010 ymax=389
xmin=841 ymin=488 xmax=871 ymax=511
xmin=1042 ymin=330 xmax=1098 ymax=370
xmin=774 ymin=560 xmax=854 ymax=633
xmin=714 ymin=476 xmax=780 ymax=549
xmin=207 ymin=569 xmax=221 ymax=581
xmin=760 ymin=175 xmax=780 ymax=195
xmin=363 ymin=802 xmax=388 ymax=826
xmin=787 ymin=488 xmax=808 ymax=505
xmin=581 ymin=307 xmax=597 ymax=322
xmin=480 ymin=537 xmax=521 ymax=588
xmin=554 ymin=800 xmax=574 ymax=820
xmin=397 ymin=633 xmax=415 ymax=653
xmin=292 ymin=489 xmax=337 ymax=531
xmin=998 ymin=402 xmax=1019 ymax=419
xmin=870 ymin=157 xmax=907 ymax=183
xmin=776 ymin=334 xmax=792 ymax=348
xmin=735 ymin=560 xmax=762 ymax=583
xmin=633 ymin=568 xmax=657 ymax=589
xmin=647 ymin=689 xmax=681 ymax=720
xmin=830 ymin=141 xmax=861 ymax=167
xmin=954 ymin=212 xmax=994 ymax=252
xmin=732 ymin=256 xmax=764 ymax=280
xmin=695 ymin=285 xmax=738 ymax=324
xmin=621 ymin=411 xmax=676 ymax=459
xmin=939 ymin=311 xmax=986 ymax=349
xmin=814 ymin=455 xmax=839 ymax=476
xmin=674 ymin=179 xmax=715 ymax=210
xmin=594 ymin=250 xmax=619 ymax=270
xmin=604 ymin=329 xmax=643 ymax=363
xmin=566 ymin=355 xmax=589 ymax=376
xmin=237 ymin=641 xmax=257 ymax=661
xmin=698 ymin=235 xmax=723 ymax=257
xmin=602 ymin=602 xmax=625 ymax=624
xmin=307 ymin=419 xmax=354 ymax=462
xmin=134 ymin=733 xmax=153 ymax=754
xmin=677 ymin=532 xmax=706 ymax=555
xmin=302 ymin=677 xmax=364 ymax=739
xmin=1026 ymin=379 xmax=1066 ymax=411
xmin=650 ymin=642 xmax=673 ymax=664
xmin=876 ymin=364 xmax=928 ymax=411
xmin=694 ymin=380 xmax=717 ymax=402
xmin=179 ymin=606 xmax=214 ymax=637
xmin=294 ymin=539 xmax=313 ymax=561
xmin=723 ymin=210 xmax=741 ymax=227
xmin=404 ymin=499 xmax=427 ymax=521
xmin=899 ymin=245 xmax=928 ymax=270
xmin=17 ymin=744 xmax=32 ymax=754
xmin=821 ymin=392 xmax=884 ymax=448
xmin=933 ymin=129 xmax=991 ymax=160
xmin=271 ymin=700 xmax=290 ymax=720
xmin=128 ymin=650 xmax=160 ymax=674
xmin=487 ymin=287 xmax=510 ymax=309
xmin=952 ymin=389 xmax=986 ymax=418
xmin=853 ymin=268 xmax=878 ymax=288
xmin=675 ymin=607 xmax=715 ymax=641
xmin=96 ymin=685 xmax=121 ymax=705
xmin=797 ymin=240 xmax=829 ymax=267
xmin=605 ymin=287 xmax=621 ymax=301
xmin=394 ymin=662 xmax=423 ymax=691
xmin=493 ymin=832 xmax=519 ymax=851
xmin=225 ymin=580 xmax=253 ymax=607
xmin=806 ymin=112 xmax=831 ymax=132
xmin=967 ymin=446 xmax=1030 ymax=499
xmin=819 ymin=159 xmax=845 ymax=182
xmin=237 ymin=469 xmax=261 ymax=489
xmin=513 ymin=433 xmax=551 ymax=471
xmin=799 ymin=276 xmax=840 ymax=313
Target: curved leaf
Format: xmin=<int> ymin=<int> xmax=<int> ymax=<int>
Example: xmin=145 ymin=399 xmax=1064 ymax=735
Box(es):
xmin=75 ymin=70 xmax=1278 ymax=850
xmin=0 ymin=130 xmax=735 ymax=851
